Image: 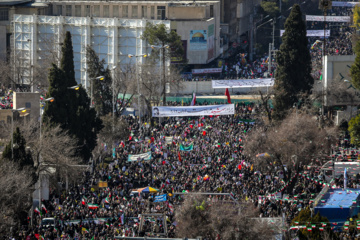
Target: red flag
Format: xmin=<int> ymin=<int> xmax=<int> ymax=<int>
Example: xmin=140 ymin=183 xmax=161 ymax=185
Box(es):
xmin=225 ymin=88 xmax=231 ymax=104
xmin=178 ymin=152 xmax=182 ymax=162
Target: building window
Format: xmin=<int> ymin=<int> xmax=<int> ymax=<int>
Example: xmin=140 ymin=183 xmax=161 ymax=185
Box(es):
xmin=57 ymin=5 xmax=62 ymax=16
xmin=103 ymin=5 xmax=109 ymax=17
xmin=141 ymin=6 xmax=147 ymax=18
xmin=25 ymin=102 xmax=31 ymax=108
xmin=66 ymin=5 xmax=72 ymax=16
xmin=94 ymin=5 xmax=100 ymax=17
xmin=85 ymin=5 xmax=90 ymax=17
xmin=122 ymin=6 xmax=128 ymax=18
xmin=210 ymin=5 xmax=214 ymax=18
xmin=157 ymin=6 xmax=165 ymax=20
xmin=132 ymin=6 xmax=138 ymax=18
xmin=151 ymin=6 xmax=155 ymax=19
xmin=0 ymin=8 xmax=9 ymax=20
xmin=113 ymin=6 xmax=119 ymax=18
xmin=75 ymin=5 xmax=81 ymax=17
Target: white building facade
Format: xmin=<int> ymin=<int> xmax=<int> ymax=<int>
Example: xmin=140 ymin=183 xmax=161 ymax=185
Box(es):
xmin=12 ymin=14 xmax=170 ymax=88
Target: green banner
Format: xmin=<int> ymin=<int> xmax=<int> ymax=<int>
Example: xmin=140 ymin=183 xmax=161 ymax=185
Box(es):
xmin=180 ymin=143 xmax=194 ymax=151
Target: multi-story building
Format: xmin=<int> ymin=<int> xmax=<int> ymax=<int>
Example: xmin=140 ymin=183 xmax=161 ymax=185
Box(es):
xmin=48 ymin=0 xmax=221 ymax=65
xmin=0 ymin=0 xmax=50 ymax=60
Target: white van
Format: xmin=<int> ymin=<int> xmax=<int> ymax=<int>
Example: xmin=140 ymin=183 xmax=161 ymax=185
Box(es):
xmin=41 ymin=218 xmax=56 ymax=227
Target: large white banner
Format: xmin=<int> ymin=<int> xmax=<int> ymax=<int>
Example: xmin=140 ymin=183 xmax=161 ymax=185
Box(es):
xmin=332 ymin=1 xmax=358 ymax=7
xmin=212 ymin=79 xmax=274 ymax=88
xmin=306 ymin=15 xmax=351 ymax=22
xmin=152 ymin=105 xmax=235 ymax=117
xmin=280 ymin=30 xmax=330 ymax=37
xmin=128 ymin=152 xmax=152 ymax=162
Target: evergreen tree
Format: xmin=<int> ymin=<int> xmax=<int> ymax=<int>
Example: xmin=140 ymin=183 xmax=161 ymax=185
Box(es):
xmin=273 ymin=4 xmax=314 ymax=120
xmin=61 ymin=31 xmax=77 ymax=87
xmin=43 ymin=32 xmax=103 ymax=162
xmin=42 ymin=64 xmax=71 ymax=129
xmin=2 ymin=127 xmax=34 ymax=169
xmin=350 ymin=40 xmax=360 ymax=89
xmin=72 ymin=85 xmax=103 ymax=161
xmin=86 ymin=45 xmax=112 ymax=116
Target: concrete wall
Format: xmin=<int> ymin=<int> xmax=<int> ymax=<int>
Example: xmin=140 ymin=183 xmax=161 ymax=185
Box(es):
xmin=323 ymin=55 xmax=359 ymax=106
xmin=170 ymin=81 xmax=269 ymax=95
xmin=13 ymin=92 xmax=40 ymax=121
xmin=168 ymin=6 xmax=206 ymax=19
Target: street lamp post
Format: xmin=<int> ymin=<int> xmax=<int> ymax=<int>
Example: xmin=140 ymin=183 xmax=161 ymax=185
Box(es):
xmin=110 ymin=66 xmax=117 ymax=135
xmin=128 ymin=54 xmax=148 ymax=133
xmin=150 ymin=45 xmax=169 ymax=106
xmin=11 ymin=107 xmax=27 ymax=159
xmin=39 ymin=97 xmax=54 ymax=209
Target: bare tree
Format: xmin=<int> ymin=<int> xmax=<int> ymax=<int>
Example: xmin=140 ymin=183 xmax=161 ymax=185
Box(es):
xmin=0 ymin=160 xmax=34 ymax=237
xmin=175 ymin=195 xmax=276 ymax=240
xmin=244 ymin=112 xmax=338 ymax=181
xmin=19 ymin=119 xmax=82 ymax=187
xmin=113 ymin=64 xmax=137 ymax=116
xmin=93 ymin=114 xmax=130 ymax=161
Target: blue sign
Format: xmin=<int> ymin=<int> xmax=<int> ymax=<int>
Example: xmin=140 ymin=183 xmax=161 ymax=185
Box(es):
xmin=154 ymin=194 xmax=167 ymax=202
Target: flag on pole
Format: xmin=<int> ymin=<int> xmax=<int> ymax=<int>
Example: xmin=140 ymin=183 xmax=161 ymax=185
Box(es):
xmin=81 ymin=197 xmax=87 ymax=205
xmin=41 ymin=204 xmax=48 ymax=214
xmin=190 ymin=92 xmax=196 ymax=106
xmin=225 ymin=88 xmax=231 ymax=104
xmin=34 ymin=207 xmax=41 ymax=216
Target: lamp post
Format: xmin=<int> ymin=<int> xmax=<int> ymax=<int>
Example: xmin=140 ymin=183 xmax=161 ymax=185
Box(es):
xmin=39 ymin=97 xmax=54 ymax=209
xmin=150 ymin=45 xmax=169 ymax=106
xmin=110 ymin=66 xmax=117 ymax=136
xmin=68 ymin=85 xmax=80 ymax=91
xmin=128 ymin=54 xmax=148 ymax=133
xmin=11 ymin=107 xmax=27 ymax=159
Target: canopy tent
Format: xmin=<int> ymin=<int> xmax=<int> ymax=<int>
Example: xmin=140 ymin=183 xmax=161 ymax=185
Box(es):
xmin=135 ymin=187 xmax=159 ymax=193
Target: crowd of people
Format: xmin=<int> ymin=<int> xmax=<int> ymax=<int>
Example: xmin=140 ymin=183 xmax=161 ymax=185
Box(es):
xmin=10 ymin=1 xmax=360 ymax=240
xmin=14 ymin=99 xmax=353 ymax=239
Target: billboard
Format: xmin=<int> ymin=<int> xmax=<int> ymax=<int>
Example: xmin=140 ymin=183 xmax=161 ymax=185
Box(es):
xmin=190 ymin=30 xmax=207 ymax=51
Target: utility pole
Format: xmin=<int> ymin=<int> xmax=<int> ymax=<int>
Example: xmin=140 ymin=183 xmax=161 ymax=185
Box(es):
xmin=249 ymin=14 xmax=254 ymax=61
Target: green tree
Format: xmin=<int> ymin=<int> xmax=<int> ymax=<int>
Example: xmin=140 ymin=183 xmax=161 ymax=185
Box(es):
xmin=273 ymin=4 xmax=314 ymax=120
xmin=350 ymin=40 xmax=360 ymax=89
xmin=349 ymin=114 xmax=360 ymax=147
xmin=61 ymin=31 xmax=77 ymax=87
xmin=353 ymin=5 xmax=360 ymax=29
xmin=43 ymin=32 xmax=103 ymax=161
xmin=142 ymin=22 xmax=184 ymax=105
xmin=261 ymin=1 xmax=279 ymax=17
xmin=86 ymin=45 xmax=112 ymax=116
xmin=2 ymin=127 xmax=34 ymax=169
xmin=291 ymin=208 xmax=338 ymax=240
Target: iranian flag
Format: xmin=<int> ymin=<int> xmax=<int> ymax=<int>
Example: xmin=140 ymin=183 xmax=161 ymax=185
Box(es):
xmin=307 ymin=227 xmax=312 ymax=232
xmin=319 ymin=227 xmax=324 ymax=231
xmin=34 ymin=207 xmax=41 ymax=215
xmin=41 ymin=204 xmax=48 ymax=214
xmin=357 ymin=226 xmax=360 ymax=230
xmin=105 ymin=197 xmax=110 ymax=204
xmin=190 ymin=92 xmax=196 ymax=106
xmin=82 ymin=197 xmax=87 ymax=205
xmin=88 ymin=203 xmax=99 ymax=209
